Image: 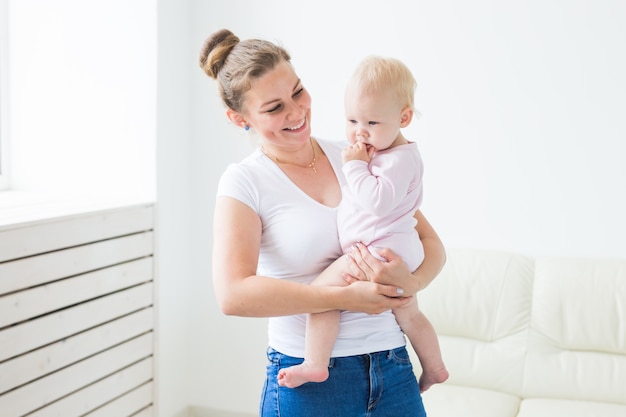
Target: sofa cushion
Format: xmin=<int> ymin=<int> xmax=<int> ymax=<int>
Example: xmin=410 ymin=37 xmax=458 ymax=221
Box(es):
xmin=517 ymin=398 xmax=626 ymax=417
xmin=416 ymin=249 xmax=626 ymax=417
xmin=421 ymin=384 xmax=520 ymax=417
xmin=418 ymin=248 xmax=534 ymax=395
xmin=523 ymin=257 xmax=626 ymax=404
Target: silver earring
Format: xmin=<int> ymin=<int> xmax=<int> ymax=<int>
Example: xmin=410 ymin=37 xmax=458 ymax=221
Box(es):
xmin=244 ymin=125 xmax=250 ymax=131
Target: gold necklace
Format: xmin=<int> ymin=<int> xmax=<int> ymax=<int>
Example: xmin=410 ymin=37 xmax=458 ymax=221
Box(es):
xmin=263 ymin=138 xmax=317 ymax=173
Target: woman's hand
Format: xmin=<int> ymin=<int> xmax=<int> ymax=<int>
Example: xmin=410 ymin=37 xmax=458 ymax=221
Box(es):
xmin=338 ymin=279 xmax=413 ymax=314
xmin=343 ymin=243 xmax=422 ymax=295
xmin=344 ymin=210 xmax=446 ymax=296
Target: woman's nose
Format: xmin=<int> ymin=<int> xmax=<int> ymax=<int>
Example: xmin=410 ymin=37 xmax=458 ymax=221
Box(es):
xmin=287 ymin=99 xmax=305 ymax=119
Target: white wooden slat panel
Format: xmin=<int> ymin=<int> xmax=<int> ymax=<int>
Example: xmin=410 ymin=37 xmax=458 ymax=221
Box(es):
xmin=130 ymin=405 xmax=153 ymax=417
xmin=0 ymin=204 xmax=155 ymax=417
xmin=0 ymin=333 xmax=153 ymax=417
xmin=0 ymin=196 xmax=152 ymax=228
xmin=0 ymin=204 xmax=153 ymax=262
xmin=0 ymin=231 xmax=153 ymax=296
xmin=84 ymin=381 xmax=153 ymax=417
xmin=0 ymin=308 xmax=153 ymax=394
xmin=0 ymin=257 xmax=153 ymax=328
xmin=0 ymin=283 xmax=153 ymax=362
xmin=26 ymin=359 xmax=153 ymax=417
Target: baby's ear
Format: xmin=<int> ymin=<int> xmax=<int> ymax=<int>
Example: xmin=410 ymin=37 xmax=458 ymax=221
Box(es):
xmin=400 ymin=107 xmax=414 ymax=128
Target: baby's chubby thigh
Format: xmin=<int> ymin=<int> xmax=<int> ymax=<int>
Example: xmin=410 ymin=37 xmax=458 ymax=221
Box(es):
xmin=311 ymin=255 xmax=352 ymax=287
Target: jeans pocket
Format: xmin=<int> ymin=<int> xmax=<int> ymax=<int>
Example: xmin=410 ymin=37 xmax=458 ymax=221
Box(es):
xmin=387 ymin=346 xmax=412 ymax=365
xmin=266 ymin=347 xmax=281 ymax=366
xmin=266 ymin=347 xmax=305 ymax=368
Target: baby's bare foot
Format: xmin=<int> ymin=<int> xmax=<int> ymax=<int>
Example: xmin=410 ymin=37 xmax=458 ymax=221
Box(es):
xmin=419 ymin=367 xmax=449 ymax=393
xmin=277 ymin=362 xmax=329 ymax=389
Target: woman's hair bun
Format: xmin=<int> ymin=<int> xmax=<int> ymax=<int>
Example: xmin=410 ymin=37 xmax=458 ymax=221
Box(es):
xmin=199 ymin=28 xmax=240 ymax=79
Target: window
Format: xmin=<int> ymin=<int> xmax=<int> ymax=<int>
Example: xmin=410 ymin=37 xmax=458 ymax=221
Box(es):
xmin=0 ymin=0 xmax=9 ymax=190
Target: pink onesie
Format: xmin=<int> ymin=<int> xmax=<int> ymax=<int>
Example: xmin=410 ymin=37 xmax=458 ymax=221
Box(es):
xmin=337 ymin=142 xmax=424 ymax=271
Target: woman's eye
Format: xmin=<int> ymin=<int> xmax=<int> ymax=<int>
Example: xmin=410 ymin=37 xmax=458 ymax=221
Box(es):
xmin=293 ymin=87 xmax=304 ymax=97
xmin=267 ymin=104 xmax=282 ymax=113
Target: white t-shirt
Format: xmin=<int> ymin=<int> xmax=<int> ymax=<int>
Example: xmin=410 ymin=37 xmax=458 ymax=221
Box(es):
xmin=216 ymin=138 xmax=406 ymax=358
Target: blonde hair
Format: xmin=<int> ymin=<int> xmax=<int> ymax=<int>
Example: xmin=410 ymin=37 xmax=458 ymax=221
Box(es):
xmin=349 ymin=56 xmax=417 ymax=111
xmin=199 ymin=29 xmax=291 ymax=112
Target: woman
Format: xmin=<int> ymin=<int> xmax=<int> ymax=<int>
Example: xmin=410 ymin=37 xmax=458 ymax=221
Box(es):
xmin=199 ymin=28 xmax=446 ymax=417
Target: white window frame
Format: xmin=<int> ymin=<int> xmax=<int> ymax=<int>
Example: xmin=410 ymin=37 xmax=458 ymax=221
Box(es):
xmin=0 ymin=0 xmax=10 ymax=190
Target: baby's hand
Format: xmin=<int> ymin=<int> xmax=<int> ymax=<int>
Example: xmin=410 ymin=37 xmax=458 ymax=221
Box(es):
xmin=342 ymin=142 xmax=372 ymax=163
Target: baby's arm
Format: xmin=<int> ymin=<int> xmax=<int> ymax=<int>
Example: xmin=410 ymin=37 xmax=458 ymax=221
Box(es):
xmin=342 ymin=147 xmax=416 ymax=217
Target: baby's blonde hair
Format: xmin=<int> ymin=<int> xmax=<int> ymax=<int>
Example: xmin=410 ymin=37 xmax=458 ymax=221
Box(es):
xmin=349 ymin=56 xmax=417 ymax=112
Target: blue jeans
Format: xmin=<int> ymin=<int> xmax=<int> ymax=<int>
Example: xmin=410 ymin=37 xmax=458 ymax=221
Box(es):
xmin=260 ymin=346 xmax=426 ymax=417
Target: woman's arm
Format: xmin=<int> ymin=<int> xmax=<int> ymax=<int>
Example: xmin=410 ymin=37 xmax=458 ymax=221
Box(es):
xmin=344 ymin=209 xmax=446 ymax=295
xmin=212 ymin=196 xmax=412 ymax=317
xmin=411 ymin=209 xmax=447 ymax=291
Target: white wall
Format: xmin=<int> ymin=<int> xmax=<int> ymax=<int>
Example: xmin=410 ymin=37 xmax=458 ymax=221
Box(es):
xmin=7 ymin=0 xmax=156 ymax=202
xmin=187 ymin=0 xmax=626 ymax=414
xmin=5 ymin=1 xmax=190 ymax=416
xmin=155 ymin=1 xmax=195 ymax=416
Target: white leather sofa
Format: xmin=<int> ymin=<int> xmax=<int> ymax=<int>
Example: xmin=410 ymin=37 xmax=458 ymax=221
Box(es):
xmin=414 ymin=248 xmax=626 ymax=417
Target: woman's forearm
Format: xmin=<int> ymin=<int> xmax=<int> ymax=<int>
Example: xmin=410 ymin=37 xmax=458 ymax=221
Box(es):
xmin=412 ymin=233 xmax=446 ymax=291
xmin=412 ymin=209 xmax=446 ymax=291
xmin=215 ymin=274 xmax=336 ymax=317
xmin=215 ymin=273 xmax=411 ymax=317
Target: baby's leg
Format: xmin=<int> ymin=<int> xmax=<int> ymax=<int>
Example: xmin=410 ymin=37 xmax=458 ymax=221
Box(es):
xmin=310 ymin=254 xmax=352 ymax=287
xmin=393 ymin=298 xmax=449 ymax=392
xmin=277 ymin=309 xmax=340 ymax=388
xmin=277 ymin=256 xmax=348 ymax=388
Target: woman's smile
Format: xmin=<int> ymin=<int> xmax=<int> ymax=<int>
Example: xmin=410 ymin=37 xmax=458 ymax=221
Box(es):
xmin=284 ymin=118 xmax=307 ymax=132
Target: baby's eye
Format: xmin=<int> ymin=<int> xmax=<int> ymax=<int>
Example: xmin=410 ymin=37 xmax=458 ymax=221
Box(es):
xmin=368 ymin=121 xmax=379 ymax=126
xmin=348 ymin=119 xmax=357 ymax=124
